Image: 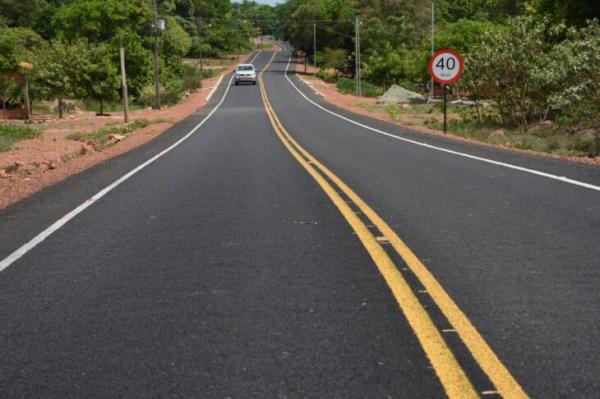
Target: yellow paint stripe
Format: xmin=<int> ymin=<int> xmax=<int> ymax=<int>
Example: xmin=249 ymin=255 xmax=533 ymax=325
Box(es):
xmin=258 ymin=50 xmax=478 ymax=399
xmin=260 ymin=48 xmax=528 ymax=399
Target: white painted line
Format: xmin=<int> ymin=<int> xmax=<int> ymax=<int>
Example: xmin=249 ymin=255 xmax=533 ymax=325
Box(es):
xmin=205 ymin=75 xmax=223 ymax=102
xmin=282 ymin=54 xmax=600 ymax=193
xmin=0 ymin=75 xmax=236 ymax=273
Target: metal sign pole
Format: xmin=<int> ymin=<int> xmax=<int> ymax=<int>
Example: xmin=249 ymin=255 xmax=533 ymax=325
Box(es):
xmin=444 ymin=84 xmax=448 ymax=134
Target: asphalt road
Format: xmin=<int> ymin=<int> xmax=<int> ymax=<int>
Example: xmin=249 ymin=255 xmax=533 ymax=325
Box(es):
xmin=1 ymin=47 xmax=599 ymax=398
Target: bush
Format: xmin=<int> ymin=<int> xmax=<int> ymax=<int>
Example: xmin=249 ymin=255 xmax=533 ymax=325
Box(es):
xmin=137 ymin=77 xmax=185 ymax=107
xmin=316 ymin=69 xmax=337 ymax=83
xmin=336 ymin=77 xmax=383 ymax=98
xmin=181 ymin=64 xmax=203 ymax=91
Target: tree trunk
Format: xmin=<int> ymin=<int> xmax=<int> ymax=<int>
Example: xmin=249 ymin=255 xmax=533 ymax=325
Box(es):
xmin=58 ymin=95 xmax=63 ymax=119
xmin=475 ymin=99 xmax=482 ymax=125
xmin=100 ymin=97 xmax=104 ymax=115
xmin=1 ymin=98 xmax=6 ymax=120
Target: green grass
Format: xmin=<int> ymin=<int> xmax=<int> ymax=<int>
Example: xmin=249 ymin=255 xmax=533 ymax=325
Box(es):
xmin=425 ymin=118 xmax=600 ymax=157
xmin=67 ymin=118 xmax=169 ymax=150
xmin=0 ymin=124 xmax=42 ymax=152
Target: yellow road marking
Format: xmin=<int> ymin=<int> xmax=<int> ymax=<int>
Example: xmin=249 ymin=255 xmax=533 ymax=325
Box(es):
xmin=258 ymin=49 xmax=528 ymax=399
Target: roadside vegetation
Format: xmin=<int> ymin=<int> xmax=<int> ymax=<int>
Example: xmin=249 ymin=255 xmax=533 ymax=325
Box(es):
xmin=66 ymin=118 xmax=169 ymax=150
xmin=275 ymin=0 xmax=600 ymax=158
xmin=0 ymin=124 xmax=41 ymax=152
xmin=0 ymin=0 xmax=270 ymax=119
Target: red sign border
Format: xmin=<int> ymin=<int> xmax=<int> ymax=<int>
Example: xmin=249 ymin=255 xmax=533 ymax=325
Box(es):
xmin=428 ymin=49 xmax=464 ymax=85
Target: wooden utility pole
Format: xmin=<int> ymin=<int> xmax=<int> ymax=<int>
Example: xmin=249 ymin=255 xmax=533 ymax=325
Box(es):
xmin=23 ymin=76 xmax=30 ymax=123
xmin=120 ymin=39 xmax=129 ymax=123
xmin=197 ymin=18 xmax=203 ymax=74
xmin=355 ymin=16 xmax=362 ymax=97
xmin=313 ymin=23 xmax=317 ymax=74
xmin=151 ymin=0 xmax=161 ymax=110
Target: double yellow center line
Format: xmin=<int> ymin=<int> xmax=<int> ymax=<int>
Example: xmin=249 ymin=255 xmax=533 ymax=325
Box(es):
xmin=257 ymin=50 xmax=528 ymax=399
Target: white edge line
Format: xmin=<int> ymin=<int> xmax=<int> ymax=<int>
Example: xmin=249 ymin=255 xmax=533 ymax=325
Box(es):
xmin=281 ymin=50 xmax=600 ymax=193
xmin=205 ymin=75 xmax=223 ymax=102
xmin=0 ymin=74 xmax=236 ymax=273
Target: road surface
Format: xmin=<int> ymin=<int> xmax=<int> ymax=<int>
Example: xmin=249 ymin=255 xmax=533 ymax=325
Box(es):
xmin=1 ymin=47 xmax=599 ymax=398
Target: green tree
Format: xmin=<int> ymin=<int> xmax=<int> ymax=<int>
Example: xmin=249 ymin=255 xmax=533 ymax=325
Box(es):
xmin=461 ymin=17 xmax=561 ymax=126
xmin=317 ymin=48 xmax=347 ymax=76
xmin=83 ymin=44 xmax=120 ymax=115
xmin=33 ymin=39 xmax=92 ymax=118
xmin=548 ymin=20 xmax=600 ymax=127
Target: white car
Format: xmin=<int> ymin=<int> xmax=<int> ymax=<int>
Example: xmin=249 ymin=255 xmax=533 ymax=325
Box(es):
xmin=234 ymin=64 xmax=257 ymax=85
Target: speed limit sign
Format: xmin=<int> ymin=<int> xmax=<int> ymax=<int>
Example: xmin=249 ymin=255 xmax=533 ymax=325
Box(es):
xmin=428 ymin=49 xmax=464 ymax=85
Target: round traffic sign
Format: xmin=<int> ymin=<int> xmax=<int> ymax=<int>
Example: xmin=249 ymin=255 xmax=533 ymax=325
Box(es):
xmin=428 ymin=49 xmax=464 ymax=85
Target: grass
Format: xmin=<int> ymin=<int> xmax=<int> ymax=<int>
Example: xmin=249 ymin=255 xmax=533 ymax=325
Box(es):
xmin=67 ymin=118 xmax=169 ymax=150
xmin=0 ymin=124 xmax=42 ymax=152
xmin=361 ymin=101 xmax=599 ymax=158
xmin=425 ymin=118 xmax=600 ymax=157
xmin=336 ymin=77 xmax=383 ymax=98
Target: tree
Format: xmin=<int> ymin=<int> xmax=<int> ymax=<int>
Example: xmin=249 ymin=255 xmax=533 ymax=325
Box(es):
xmin=548 ymin=20 xmax=600 ymax=127
xmin=461 ymin=17 xmax=561 ymax=126
xmin=53 ymin=0 xmax=152 ymax=43
xmin=317 ymin=48 xmax=347 ymax=76
xmin=83 ymin=44 xmax=120 ymax=115
xmin=161 ymin=16 xmax=193 ymax=64
xmin=0 ymin=0 xmax=48 ymax=27
xmin=33 ymin=39 xmax=92 ymax=118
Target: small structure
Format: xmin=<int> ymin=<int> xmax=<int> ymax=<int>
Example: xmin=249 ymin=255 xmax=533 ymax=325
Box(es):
xmin=377 ymin=85 xmax=427 ymax=105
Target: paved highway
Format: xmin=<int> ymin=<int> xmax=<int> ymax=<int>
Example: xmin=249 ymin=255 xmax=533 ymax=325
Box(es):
xmin=1 ymin=46 xmax=599 ymax=398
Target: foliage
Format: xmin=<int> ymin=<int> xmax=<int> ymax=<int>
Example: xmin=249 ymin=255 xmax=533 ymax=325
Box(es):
xmin=53 ymin=0 xmax=153 ymax=43
xmin=336 ymin=77 xmax=382 ymax=97
xmin=460 ymin=17 xmax=562 ymax=126
xmin=83 ymin=44 xmax=120 ymax=114
xmin=0 ymin=124 xmax=41 ymax=152
xmin=32 ymin=39 xmax=93 ymax=117
xmin=0 ymin=29 xmax=19 ymax=73
xmin=547 ymin=20 xmax=600 ymax=127
xmin=161 ymin=16 xmax=193 ymax=64
xmin=316 ymin=48 xmax=347 ymax=75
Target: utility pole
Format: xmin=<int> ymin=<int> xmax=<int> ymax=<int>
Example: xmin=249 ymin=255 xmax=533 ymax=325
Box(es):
xmin=313 ymin=23 xmax=317 ymax=74
xmin=197 ymin=18 xmax=203 ymax=74
xmin=151 ymin=0 xmax=161 ymax=109
xmin=355 ymin=16 xmax=362 ymax=97
xmin=430 ymin=0 xmax=435 ymax=102
xmin=120 ymin=37 xmax=130 ymax=123
xmin=237 ymin=17 xmax=241 ymax=63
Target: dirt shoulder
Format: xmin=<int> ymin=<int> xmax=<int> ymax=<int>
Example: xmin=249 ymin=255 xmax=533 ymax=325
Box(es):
xmin=294 ymin=62 xmax=600 ymax=167
xmin=0 ymin=51 xmax=257 ymax=210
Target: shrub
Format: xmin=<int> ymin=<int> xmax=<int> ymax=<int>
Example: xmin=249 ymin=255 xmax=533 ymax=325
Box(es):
xmin=336 ymin=77 xmax=382 ymax=98
xmin=181 ymin=64 xmax=203 ymax=91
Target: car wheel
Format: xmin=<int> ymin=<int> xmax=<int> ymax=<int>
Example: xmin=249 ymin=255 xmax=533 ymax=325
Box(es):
xmin=253 ymin=81 xmax=257 ymax=85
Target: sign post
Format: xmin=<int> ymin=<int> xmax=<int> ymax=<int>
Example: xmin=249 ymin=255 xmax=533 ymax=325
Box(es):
xmin=428 ymin=49 xmax=464 ymax=134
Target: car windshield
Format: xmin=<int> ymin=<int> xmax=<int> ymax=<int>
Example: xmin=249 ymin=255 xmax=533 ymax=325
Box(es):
xmin=237 ymin=65 xmax=254 ymax=71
